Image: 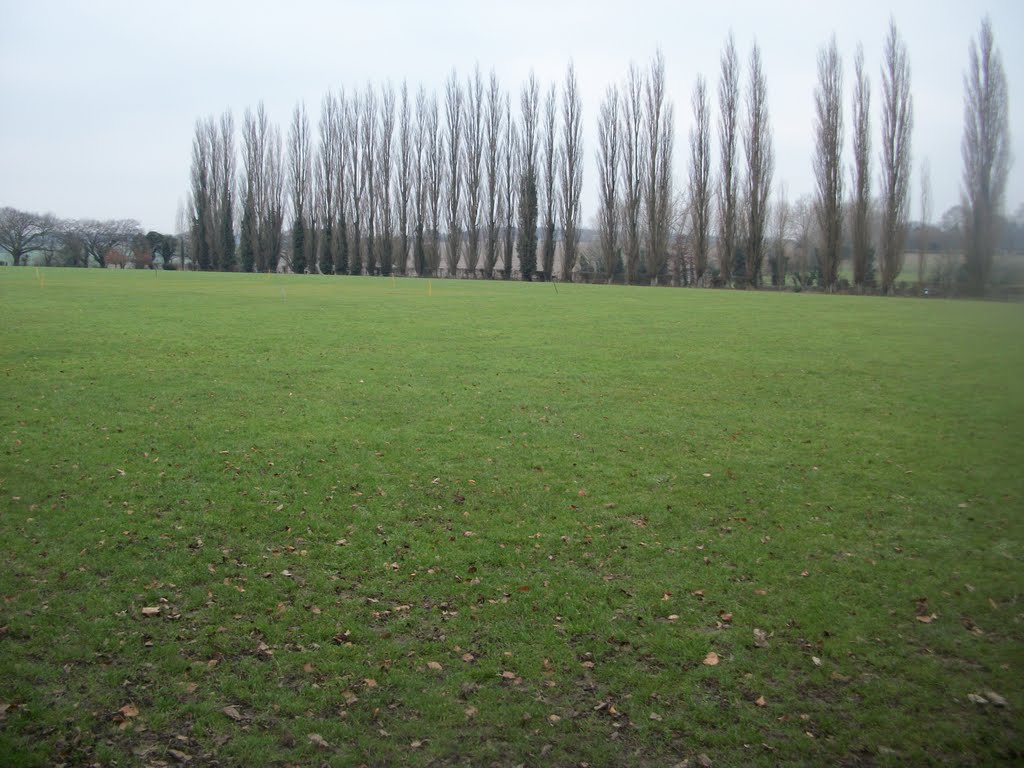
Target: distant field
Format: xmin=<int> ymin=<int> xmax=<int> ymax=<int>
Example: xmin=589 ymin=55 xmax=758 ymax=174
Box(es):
xmin=1 ymin=268 xmax=1022 ymax=766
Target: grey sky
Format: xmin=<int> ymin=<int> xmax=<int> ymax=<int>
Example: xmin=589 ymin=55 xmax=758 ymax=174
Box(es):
xmin=1 ymin=0 xmax=1021 ymax=234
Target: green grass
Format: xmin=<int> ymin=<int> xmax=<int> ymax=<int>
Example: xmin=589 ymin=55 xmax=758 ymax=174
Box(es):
xmin=1 ymin=267 xmax=1022 ymax=766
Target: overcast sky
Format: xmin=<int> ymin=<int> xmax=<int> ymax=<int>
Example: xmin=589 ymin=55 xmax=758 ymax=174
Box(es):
xmin=1 ymin=0 xmax=1021 ymax=234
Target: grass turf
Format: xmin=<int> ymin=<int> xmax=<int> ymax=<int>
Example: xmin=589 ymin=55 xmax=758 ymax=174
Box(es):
xmin=1 ymin=267 xmax=1022 ymax=766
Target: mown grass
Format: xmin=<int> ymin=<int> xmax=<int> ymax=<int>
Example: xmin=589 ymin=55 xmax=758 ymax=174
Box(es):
xmin=1 ymin=267 xmax=1022 ymax=767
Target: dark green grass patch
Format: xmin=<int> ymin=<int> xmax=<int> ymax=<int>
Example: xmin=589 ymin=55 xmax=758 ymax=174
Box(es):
xmin=1 ymin=267 xmax=1022 ymax=766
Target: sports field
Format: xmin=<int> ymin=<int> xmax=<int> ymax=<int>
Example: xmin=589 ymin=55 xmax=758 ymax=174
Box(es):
xmin=1 ymin=268 xmax=1021 ymax=766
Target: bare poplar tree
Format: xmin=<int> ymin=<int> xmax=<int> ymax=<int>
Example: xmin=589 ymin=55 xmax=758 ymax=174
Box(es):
xmin=257 ymin=115 xmax=285 ymax=273
xmin=517 ymin=73 xmax=540 ymax=280
xmin=718 ymin=33 xmax=740 ymax=286
xmin=540 ymin=84 xmax=558 ymax=282
xmin=288 ymin=102 xmax=312 ymax=273
xmin=743 ymin=43 xmax=773 ymax=287
xmin=413 ymin=85 xmax=428 ymax=277
xmin=918 ymin=158 xmax=931 ymax=287
xmin=377 ymin=81 xmax=396 ymax=276
xmin=334 ymin=89 xmax=350 ymax=275
xmin=362 ymin=84 xmax=379 ymax=275
xmin=502 ymin=92 xmax=518 ymax=280
xmin=346 ymin=91 xmax=364 ymax=275
xmin=621 ymin=62 xmax=644 ymax=284
xmin=880 ymin=19 xmax=913 ymax=294
xmin=425 ymin=92 xmax=443 ymax=277
xmin=597 ymin=84 xmax=621 ymax=283
xmin=962 ymin=16 xmax=1011 ymax=295
xmin=462 ymin=66 xmax=485 ymax=278
xmin=851 ymin=44 xmax=873 ymax=289
xmin=483 ymin=70 xmax=503 ymax=279
xmin=316 ymin=92 xmax=340 ymax=274
xmin=240 ymin=105 xmax=267 ymax=272
xmin=217 ymin=112 xmax=236 ymax=271
xmin=689 ymin=74 xmax=712 ymax=286
xmin=644 ymin=51 xmax=673 ymax=285
xmin=444 ymin=71 xmax=464 ymax=276
xmin=396 ymin=81 xmax=412 ymax=276
xmin=560 ymin=61 xmax=583 ymax=281
xmin=189 ymin=117 xmax=214 ymax=271
xmin=814 ymin=35 xmax=843 ymax=292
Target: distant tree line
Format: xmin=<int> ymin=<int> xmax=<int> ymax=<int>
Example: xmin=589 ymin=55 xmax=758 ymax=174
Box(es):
xmin=2 ymin=18 xmax=1011 ymax=297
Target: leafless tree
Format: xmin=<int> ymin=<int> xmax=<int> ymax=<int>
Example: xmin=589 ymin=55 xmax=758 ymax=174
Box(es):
xmin=240 ymin=106 xmax=267 ymax=272
xmin=851 ymin=44 xmax=873 ymax=290
xmin=621 ymin=62 xmax=644 ymax=284
xmin=560 ymin=61 xmax=583 ymax=282
xmin=880 ymin=19 xmax=913 ymax=294
xmin=316 ymin=91 xmax=341 ymax=274
xmin=262 ymin=123 xmax=285 ymax=273
xmin=76 ymin=218 xmax=142 ymax=269
xmin=517 ymin=73 xmax=540 ymax=280
xmin=597 ymin=85 xmax=621 ymax=283
xmin=413 ymin=85 xmax=429 ymax=277
xmin=396 ymin=81 xmax=413 ymax=276
xmin=483 ymin=70 xmax=503 ymax=279
xmin=216 ymin=112 xmax=236 ymax=271
xmin=688 ymin=75 xmax=712 ymax=286
xmin=362 ymin=84 xmax=379 ymax=275
xmin=540 ymin=84 xmax=558 ymax=281
xmin=744 ymin=42 xmax=773 ymax=287
xmin=287 ymin=102 xmax=312 ymax=273
xmin=791 ymin=194 xmax=817 ymax=286
xmin=644 ymin=51 xmax=674 ymax=285
xmin=346 ymin=91 xmax=365 ymax=274
xmin=814 ymin=35 xmax=843 ymax=292
xmin=0 ymin=207 xmax=55 ymax=266
xmin=463 ymin=66 xmax=485 ymax=277
xmin=918 ymin=157 xmax=931 ymax=287
xmin=444 ymin=71 xmax=464 ymax=276
xmin=718 ymin=33 xmax=740 ymax=285
xmin=502 ymin=92 xmax=518 ymax=280
xmin=962 ymin=16 xmax=1011 ymax=295
xmin=377 ymin=81 xmax=396 ymax=276
xmin=424 ymin=91 xmax=443 ymax=277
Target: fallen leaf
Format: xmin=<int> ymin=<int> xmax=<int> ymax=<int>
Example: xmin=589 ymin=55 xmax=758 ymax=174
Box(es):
xmin=308 ymin=733 xmax=330 ymax=749
xmin=500 ymin=670 xmax=518 ymax=680
xmin=184 ymin=682 xmax=198 ymax=693
xmin=697 ymin=754 xmax=713 ymax=768
xmin=649 ymin=712 xmax=663 ymax=721
xmin=755 ymin=695 xmax=767 ymax=707
xmin=410 ymin=740 xmax=424 ymax=749
xmin=461 ymin=653 xmax=475 ymax=663
xmin=222 ymin=705 xmax=243 ymax=721
xmin=548 ymin=714 xmax=562 ymax=723
xmin=812 ymin=656 xmax=822 ymax=667
xmin=465 ymin=705 xmax=478 ymax=718
xmin=168 ymin=748 xmax=192 ymax=763
xmin=915 ymin=614 xmax=935 ymax=624
xmin=342 ymin=690 xmax=359 ymax=706
xmin=753 ymin=628 xmax=769 ymax=648
xmin=426 ymin=661 xmax=443 ymax=671
xmin=303 ymin=662 xmax=315 ymax=673
xmin=719 ymin=611 xmax=733 ymax=622
xmin=984 ymin=691 xmax=1007 ymax=707
xmin=667 ymin=614 xmax=679 ymax=621
xmin=364 ymin=678 xmax=378 ymax=688
xmin=119 ymin=704 xmax=139 ymax=718
xmin=967 ymin=693 xmax=988 ymax=705
xmin=141 ymin=606 xmax=160 ymax=617
xmin=703 ymin=651 xmax=720 ymax=666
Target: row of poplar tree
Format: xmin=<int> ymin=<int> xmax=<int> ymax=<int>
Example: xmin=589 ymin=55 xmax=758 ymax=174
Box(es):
xmin=187 ymin=17 xmax=1010 ymax=295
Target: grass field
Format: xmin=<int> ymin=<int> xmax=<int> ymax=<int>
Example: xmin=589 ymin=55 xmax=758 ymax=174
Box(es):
xmin=1 ymin=267 xmax=1022 ymax=767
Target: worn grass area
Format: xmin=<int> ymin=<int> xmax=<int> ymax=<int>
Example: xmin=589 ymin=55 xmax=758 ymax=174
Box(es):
xmin=1 ymin=267 xmax=1022 ymax=767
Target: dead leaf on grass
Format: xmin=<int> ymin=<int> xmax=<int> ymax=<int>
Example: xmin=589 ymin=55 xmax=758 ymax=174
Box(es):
xmin=703 ymin=651 xmax=720 ymax=666
xmin=462 ymin=652 xmax=475 ymax=663
xmin=755 ymin=695 xmax=767 ymax=707
xmin=426 ymin=661 xmax=443 ymax=671
xmin=141 ymin=606 xmax=160 ymax=617
xmin=168 ymin=748 xmax=192 ymax=763
xmin=464 ymin=705 xmax=478 ymax=718
xmin=753 ymin=628 xmax=769 ymax=648
xmin=308 ymin=733 xmax=331 ymax=749
xmin=222 ymin=705 xmax=243 ymax=721
xmin=119 ymin=704 xmax=139 ymax=718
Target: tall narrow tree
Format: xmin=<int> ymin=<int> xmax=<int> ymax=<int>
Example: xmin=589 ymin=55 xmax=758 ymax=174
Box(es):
xmin=396 ymin=81 xmax=413 ymax=276
xmin=718 ymin=33 xmax=740 ymax=286
xmin=851 ymin=44 xmax=873 ymax=289
xmin=463 ymin=66 xmax=485 ymax=277
xmin=346 ymin=92 xmax=364 ymax=275
xmin=689 ymin=75 xmax=712 ymax=286
xmin=814 ymin=36 xmax=843 ymax=292
xmin=516 ymin=74 xmax=539 ymax=280
xmin=484 ymin=71 xmax=503 ymax=279
xmin=377 ymin=82 xmax=396 ymax=276
xmin=425 ymin=92 xmax=443 ymax=277
xmin=880 ymin=19 xmax=913 ymax=294
xmin=540 ymin=84 xmax=558 ymax=282
xmin=502 ymin=93 xmax=518 ymax=280
xmin=560 ymin=61 xmax=583 ymax=282
xmin=644 ymin=51 xmax=674 ymax=285
xmin=316 ymin=92 xmax=340 ymax=274
xmin=288 ymin=103 xmax=312 ymax=274
xmin=597 ymin=85 xmax=621 ymax=283
xmin=445 ymin=71 xmax=464 ymax=276
xmin=621 ymin=63 xmax=644 ymax=284
xmin=362 ymin=84 xmax=379 ymax=275
xmin=217 ymin=112 xmax=236 ymax=271
xmin=413 ymin=86 xmax=428 ymax=277
xmin=962 ymin=16 xmax=1011 ymax=295
xmin=189 ymin=118 xmax=214 ymax=271
xmin=743 ymin=43 xmax=773 ymax=287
